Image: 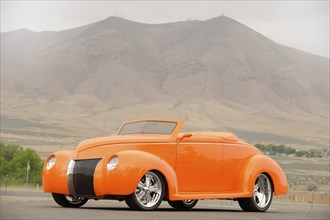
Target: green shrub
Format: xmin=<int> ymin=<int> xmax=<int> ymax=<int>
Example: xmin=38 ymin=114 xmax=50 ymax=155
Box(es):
xmin=0 ymin=142 xmax=43 ymax=186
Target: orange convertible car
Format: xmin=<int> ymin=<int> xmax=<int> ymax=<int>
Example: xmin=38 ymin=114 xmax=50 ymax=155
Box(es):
xmin=43 ymin=119 xmax=288 ymax=211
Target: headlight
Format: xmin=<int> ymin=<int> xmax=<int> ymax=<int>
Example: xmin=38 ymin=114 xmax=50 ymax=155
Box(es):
xmin=46 ymin=155 xmax=56 ymax=170
xmin=107 ymin=155 xmax=119 ymax=171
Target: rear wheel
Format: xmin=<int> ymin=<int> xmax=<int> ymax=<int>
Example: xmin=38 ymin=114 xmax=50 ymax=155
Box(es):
xmin=238 ymin=174 xmax=273 ymax=212
xmin=168 ymin=200 xmax=198 ymax=210
xmin=125 ymin=171 xmax=165 ymax=210
xmin=52 ymin=193 xmax=88 ymax=208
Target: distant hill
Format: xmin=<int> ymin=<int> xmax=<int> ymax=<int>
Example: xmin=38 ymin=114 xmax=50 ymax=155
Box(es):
xmin=1 ymin=16 xmax=329 ymax=154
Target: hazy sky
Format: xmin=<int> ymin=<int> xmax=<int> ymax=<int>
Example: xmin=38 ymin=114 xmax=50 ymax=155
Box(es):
xmin=1 ymin=1 xmax=329 ymax=58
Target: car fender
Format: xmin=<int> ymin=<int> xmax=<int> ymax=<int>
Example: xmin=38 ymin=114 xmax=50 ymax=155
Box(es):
xmin=238 ymin=154 xmax=288 ymax=196
xmin=42 ymin=150 xmax=74 ymax=195
xmin=94 ymin=150 xmax=178 ymax=197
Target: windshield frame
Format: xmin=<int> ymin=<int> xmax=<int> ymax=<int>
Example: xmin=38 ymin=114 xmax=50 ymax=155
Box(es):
xmin=118 ymin=120 xmax=178 ymax=135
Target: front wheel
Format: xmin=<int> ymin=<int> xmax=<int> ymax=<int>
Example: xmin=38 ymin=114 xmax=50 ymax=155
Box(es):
xmin=238 ymin=173 xmax=273 ymax=212
xmin=168 ymin=200 xmax=198 ymax=210
xmin=125 ymin=171 xmax=165 ymax=210
xmin=52 ymin=193 xmax=88 ymax=208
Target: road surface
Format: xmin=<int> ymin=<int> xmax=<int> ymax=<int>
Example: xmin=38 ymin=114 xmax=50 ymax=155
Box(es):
xmin=1 ymin=188 xmax=329 ymax=219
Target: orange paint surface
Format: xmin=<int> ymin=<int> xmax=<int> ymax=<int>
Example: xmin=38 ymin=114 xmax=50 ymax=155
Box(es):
xmin=43 ymin=119 xmax=288 ymax=200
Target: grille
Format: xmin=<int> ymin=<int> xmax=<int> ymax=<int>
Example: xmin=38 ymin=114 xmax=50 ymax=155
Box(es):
xmin=67 ymin=158 xmax=101 ymax=196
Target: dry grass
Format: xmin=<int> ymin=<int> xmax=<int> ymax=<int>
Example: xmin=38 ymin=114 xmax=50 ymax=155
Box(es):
xmin=271 ymin=155 xmax=330 ymax=204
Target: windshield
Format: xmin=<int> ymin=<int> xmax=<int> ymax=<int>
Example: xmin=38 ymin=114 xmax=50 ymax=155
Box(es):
xmin=118 ymin=120 xmax=177 ymax=135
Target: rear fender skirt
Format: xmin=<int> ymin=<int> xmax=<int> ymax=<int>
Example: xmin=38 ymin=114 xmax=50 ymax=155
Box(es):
xmin=237 ymin=154 xmax=288 ymax=196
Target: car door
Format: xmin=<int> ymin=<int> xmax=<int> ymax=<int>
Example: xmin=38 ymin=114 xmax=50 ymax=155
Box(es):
xmin=175 ymin=140 xmax=223 ymax=193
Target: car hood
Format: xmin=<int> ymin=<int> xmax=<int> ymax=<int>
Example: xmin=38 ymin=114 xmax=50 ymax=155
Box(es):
xmin=75 ymin=134 xmax=172 ymax=153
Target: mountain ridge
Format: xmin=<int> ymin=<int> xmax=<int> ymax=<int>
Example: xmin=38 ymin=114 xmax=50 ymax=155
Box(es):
xmin=1 ymin=15 xmax=329 ymax=152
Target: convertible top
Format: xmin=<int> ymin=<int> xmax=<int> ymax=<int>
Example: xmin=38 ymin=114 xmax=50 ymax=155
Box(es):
xmin=179 ymin=132 xmax=238 ymax=143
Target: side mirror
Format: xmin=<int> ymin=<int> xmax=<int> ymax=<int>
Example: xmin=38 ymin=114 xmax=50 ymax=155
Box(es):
xmin=180 ymin=133 xmax=192 ymax=141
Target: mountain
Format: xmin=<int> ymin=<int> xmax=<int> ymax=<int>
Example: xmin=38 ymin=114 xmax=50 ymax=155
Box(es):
xmin=1 ymin=16 xmax=329 ymax=155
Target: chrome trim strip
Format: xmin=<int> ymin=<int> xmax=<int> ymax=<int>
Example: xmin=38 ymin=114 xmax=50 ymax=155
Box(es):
xmin=67 ymin=159 xmax=75 ymax=196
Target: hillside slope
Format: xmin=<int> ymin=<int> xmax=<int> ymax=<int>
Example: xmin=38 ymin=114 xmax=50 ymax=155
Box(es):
xmin=1 ymin=16 xmax=329 ymax=152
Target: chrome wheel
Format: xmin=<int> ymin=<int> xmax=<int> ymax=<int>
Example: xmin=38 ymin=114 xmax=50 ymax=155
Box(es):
xmin=125 ymin=171 xmax=165 ymax=210
xmin=52 ymin=193 xmax=88 ymax=208
xmin=238 ymin=173 xmax=273 ymax=212
xmin=168 ymin=199 xmax=198 ymax=210
xmin=135 ymin=172 xmax=162 ymax=208
xmin=253 ymin=174 xmax=272 ymax=208
xmin=183 ymin=200 xmax=195 ymax=205
xmin=65 ymin=195 xmax=86 ymax=205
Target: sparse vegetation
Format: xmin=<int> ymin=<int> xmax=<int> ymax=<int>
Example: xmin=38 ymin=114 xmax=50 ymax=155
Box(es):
xmin=255 ymin=143 xmax=328 ymax=158
xmin=255 ymin=144 xmax=329 ymax=203
xmin=306 ymin=181 xmax=318 ymax=191
xmin=0 ymin=142 xmax=44 ymax=186
xmin=270 ymin=155 xmax=329 ymax=204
